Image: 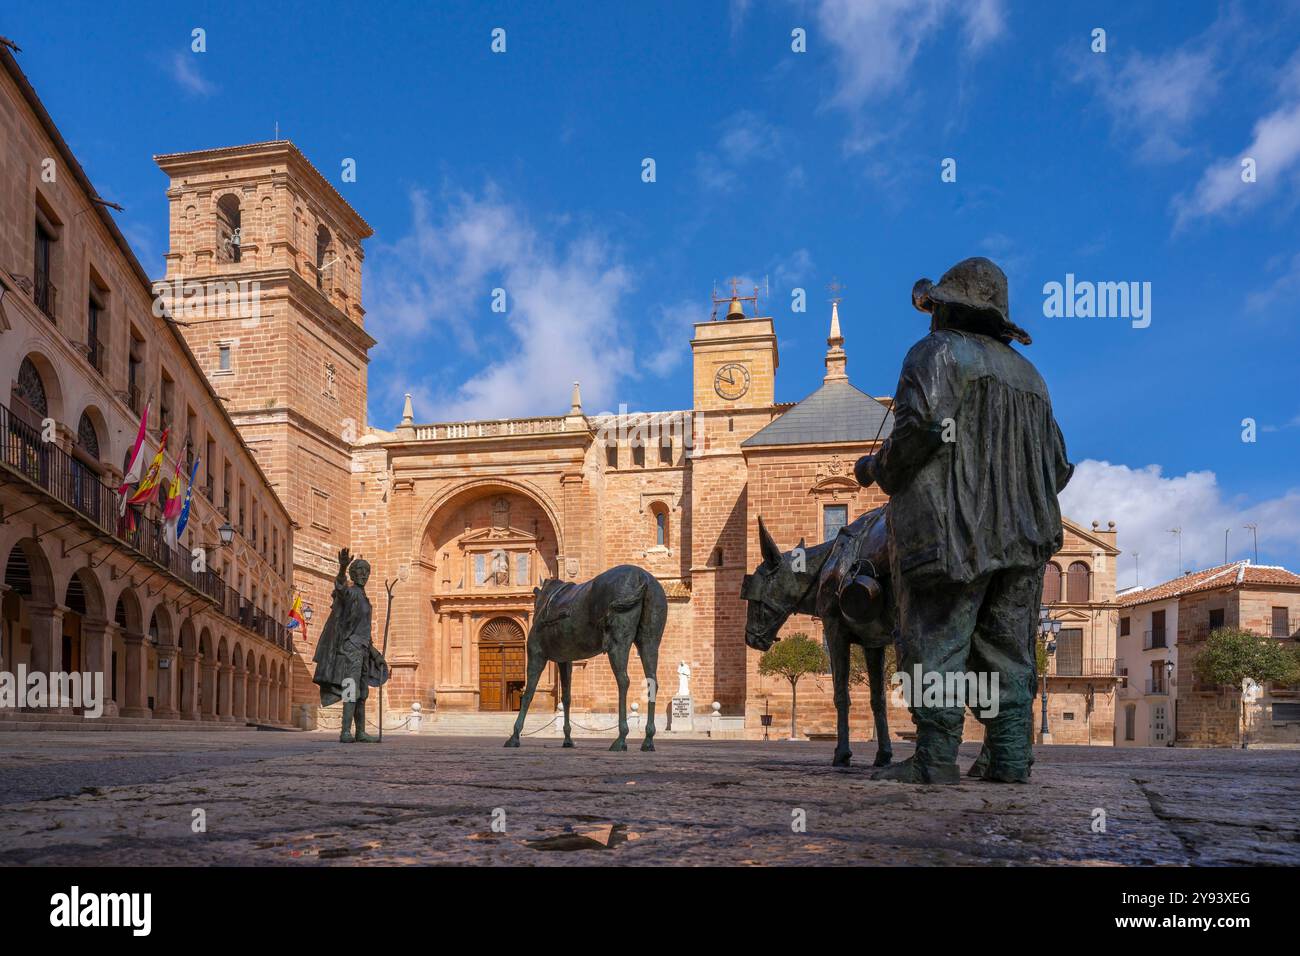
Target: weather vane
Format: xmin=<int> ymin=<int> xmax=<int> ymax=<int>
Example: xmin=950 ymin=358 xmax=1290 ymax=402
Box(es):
xmin=827 ymin=277 xmax=845 ymax=304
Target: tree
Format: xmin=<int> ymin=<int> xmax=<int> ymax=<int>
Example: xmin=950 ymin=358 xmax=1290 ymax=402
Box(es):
xmin=757 ymin=632 xmax=828 ymax=740
xmin=1193 ymin=627 xmax=1300 ymax=747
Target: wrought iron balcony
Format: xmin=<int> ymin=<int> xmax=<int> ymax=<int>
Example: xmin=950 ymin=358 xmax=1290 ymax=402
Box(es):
xmin=0 ymin=398 xmax=287 ymax=651
xmin=1048 ymin=657 xmax=1117 ymax=678
xmin=1143 ymin=628 xmax=1168 ymax=650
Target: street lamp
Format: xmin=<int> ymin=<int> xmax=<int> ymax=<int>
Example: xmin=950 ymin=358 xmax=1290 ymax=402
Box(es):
xmin=303 ymin=604 xmax=314 ymax=623
xmin=218 ymin=520 xmax=235 ymax=546
xmin=1039 ymin=607 xmax=1060 ymax=742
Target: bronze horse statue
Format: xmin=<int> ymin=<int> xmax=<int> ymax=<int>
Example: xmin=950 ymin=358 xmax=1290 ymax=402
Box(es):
xmin=742 ymin=510 xmax=896 ymax=768
xmin=506 ymin=565 xmax=667 ymax=751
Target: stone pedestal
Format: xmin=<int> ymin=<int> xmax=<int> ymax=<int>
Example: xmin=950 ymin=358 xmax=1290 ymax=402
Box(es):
xmin=669 ymin=695 xmax=693 ymax=732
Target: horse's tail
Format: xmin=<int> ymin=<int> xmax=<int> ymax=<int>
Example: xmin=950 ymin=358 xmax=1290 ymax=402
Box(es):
xmin=634 ymin=572 xmax=668 ymax=653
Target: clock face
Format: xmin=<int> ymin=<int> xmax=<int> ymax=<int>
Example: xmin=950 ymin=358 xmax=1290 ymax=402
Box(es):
xmin=713 ymin=362 xmax=750 ymax=400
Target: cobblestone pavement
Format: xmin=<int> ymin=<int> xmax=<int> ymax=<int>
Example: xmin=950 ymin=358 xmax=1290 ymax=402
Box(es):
xmin=0 ymin=732 xmax=1295 ymax=865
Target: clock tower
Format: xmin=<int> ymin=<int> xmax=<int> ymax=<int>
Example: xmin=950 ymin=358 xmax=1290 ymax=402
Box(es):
xmin=690 ymin=290 xmax=778 ymax=411
xmin=685 ymin=286 xmax=779 ymax=715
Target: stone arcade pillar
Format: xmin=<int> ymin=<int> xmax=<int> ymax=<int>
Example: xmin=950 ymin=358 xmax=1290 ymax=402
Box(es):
xmin=201 ymin=654 xmax=219 ymax=721
xmin=180 ymin=648 xmax=201 ymax=719
xmin=81 ymin=618 xmax=119 ymax=718
xmin=121 ymin=631 xmax=151 ymax=718
xmin=154 ymin=644 xmax=180 ymax=719
xmin=24 ymin=601 xmax=69 ymax=712
xmin=219 ymin=660 xmax=235 ymax=722
xmin=232 ymin=663 xmax=247 ymax=721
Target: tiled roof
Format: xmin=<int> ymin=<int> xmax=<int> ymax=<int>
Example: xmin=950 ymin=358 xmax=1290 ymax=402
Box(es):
xmin=741 ymin=379 xmax=894 ymax=447
xmin=1117 ymin=561 xmax=1300 ymax=607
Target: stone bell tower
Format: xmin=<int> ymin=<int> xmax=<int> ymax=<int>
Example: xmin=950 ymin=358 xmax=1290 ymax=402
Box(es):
xmin=154 ymin=141 xmax=375 ymax=722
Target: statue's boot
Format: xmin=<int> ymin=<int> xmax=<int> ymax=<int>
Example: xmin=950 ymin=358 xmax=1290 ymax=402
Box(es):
xmin=980 ymin=711 xmax=1033 ymax=783
xmin=872 ymin=724 xmax=960 ymax=784
xmin=353 ymin=700 xmax=376 ymax=742
xmin=339 ymin=702 xmax=356 ymax=743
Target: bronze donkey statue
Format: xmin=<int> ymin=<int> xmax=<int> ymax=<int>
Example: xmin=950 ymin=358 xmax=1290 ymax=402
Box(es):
xmin=506 ymin=564 xmax=667 ymax=752
xmin=742 ymin=510 xmax=896 ymax=768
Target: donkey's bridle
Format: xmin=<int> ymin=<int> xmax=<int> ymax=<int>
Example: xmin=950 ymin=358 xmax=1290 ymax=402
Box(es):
xmin=742 ymin=560 xmax=821 ymax=628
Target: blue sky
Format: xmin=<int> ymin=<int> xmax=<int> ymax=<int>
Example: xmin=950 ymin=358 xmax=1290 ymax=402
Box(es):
xmin=6 ymin=0 xmax=1300 ymax=584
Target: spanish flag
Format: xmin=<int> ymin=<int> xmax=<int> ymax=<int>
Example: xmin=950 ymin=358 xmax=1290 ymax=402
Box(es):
xmin=287 ymin=593 xmax=308 ymax=641
xmin=128 ymin=430 xmax=170 ymax=507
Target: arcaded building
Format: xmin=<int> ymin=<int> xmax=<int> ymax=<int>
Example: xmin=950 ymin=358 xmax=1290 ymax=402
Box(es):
xmin=0 ymin=47 xmax=296 ymax=725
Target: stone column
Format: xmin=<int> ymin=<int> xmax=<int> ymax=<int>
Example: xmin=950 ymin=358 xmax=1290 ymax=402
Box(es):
xmin=257 ymin=674 xmax=268 ymax=722
xmin=24 ymin=601 xmax=68 ymax=712
xmin=81 ymin=618 xmax=119 ymax=718
xmin=201 ymin=654 xmax=219 ymax=721
xmin=121 ymin=631 xmax=151 ymax=718
xmin=153 ymin=645 xmax=180 ymax=719
xmin=218 ymin=662 xmax=235 ymax=722
xmin=247 ymin=670 xmax=258 ymax=720
xmin=232 ymin=664 xmax=247 ymax=721
xmin=460 ymin=613 xmax=471 ymax=686
xmin=179 ymin=649 xmax=200 ymax=719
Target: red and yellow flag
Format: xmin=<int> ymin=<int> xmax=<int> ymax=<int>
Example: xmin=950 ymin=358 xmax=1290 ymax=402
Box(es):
xmin=127 ymin=430 xmax=169 ymax=507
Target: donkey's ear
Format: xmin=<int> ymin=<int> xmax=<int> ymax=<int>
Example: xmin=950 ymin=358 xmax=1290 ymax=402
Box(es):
xmin=758 ymin=516 xmax=782 ymax=569
xmin=797 ymin=537 xmax=806 ymax=552
xmin=533 ymin=586 xmax=540 ymax=597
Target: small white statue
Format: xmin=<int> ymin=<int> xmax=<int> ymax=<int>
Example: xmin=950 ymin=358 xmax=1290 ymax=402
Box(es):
xmin=676 ymin=661 xmax=691 ymax=698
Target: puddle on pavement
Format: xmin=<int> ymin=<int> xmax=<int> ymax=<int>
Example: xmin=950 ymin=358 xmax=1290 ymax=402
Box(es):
xmin=525 ymin=823 xmax=640 ymax=852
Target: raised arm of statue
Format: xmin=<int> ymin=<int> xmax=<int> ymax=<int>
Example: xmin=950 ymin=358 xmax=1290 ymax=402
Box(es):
xmin=336 ymin=547 xmax=351 ymax=590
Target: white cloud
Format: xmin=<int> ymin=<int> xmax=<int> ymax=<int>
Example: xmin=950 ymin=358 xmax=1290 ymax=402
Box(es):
xmin=694 ymin=110 xmax=786 ymax=193
xmin=1072 ymin=44 xmax=1218 ymax=163
xmin=1172 ymin=98 xmax=1300 ymax=227
xmin=1059 ymin=460 xmax=1300 ymax=588
xmin=364 ymin=186 xmax=635 ymax=424
xmin=169 ymin=52 xmax=216 ymax=96
xmin=644 ymin=301 xmax=701 ymax=377
xmin=1246 ymin=251 xmax=1300 ymax=313
xmin=814 ymin=0 xmax=1004 ymax=109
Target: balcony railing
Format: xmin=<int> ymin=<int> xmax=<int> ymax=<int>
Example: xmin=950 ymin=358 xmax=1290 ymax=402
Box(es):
xmin=0 ymin=398 xmax=289 ymax=652
xmin=1143 ymin=628 xmax=1168 ymax=650
xmin=34 ymin=271 xmax=57 ymax=321
xmin=1144 ymin=678 xmax=1169 ymax=696
xmin=1048 ymin=657 xmax=1117 ymax=678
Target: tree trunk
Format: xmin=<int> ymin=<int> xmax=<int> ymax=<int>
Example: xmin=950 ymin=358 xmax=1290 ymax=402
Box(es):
xmin=790 ymin=679 xmax=798 ymax=740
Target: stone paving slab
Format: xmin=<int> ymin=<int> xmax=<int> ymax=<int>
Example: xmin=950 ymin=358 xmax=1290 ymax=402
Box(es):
xmin=0 ymin=732 xmax=1295 ymax=865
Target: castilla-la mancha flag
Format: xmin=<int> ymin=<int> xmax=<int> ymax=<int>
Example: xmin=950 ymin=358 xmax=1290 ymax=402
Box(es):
xmin=116 ymin=404 xmax=150 ymax=516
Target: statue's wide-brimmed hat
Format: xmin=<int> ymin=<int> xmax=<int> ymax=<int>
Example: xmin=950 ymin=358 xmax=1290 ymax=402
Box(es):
xmin=911 ymin=256 xmax=1032 ymax=346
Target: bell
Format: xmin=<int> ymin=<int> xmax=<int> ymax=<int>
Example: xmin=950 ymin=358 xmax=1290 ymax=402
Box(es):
xmin=840 ymin=573 xmax=883 ymax=626
xmin=725 ymin=297 xmax=746 ymax=320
